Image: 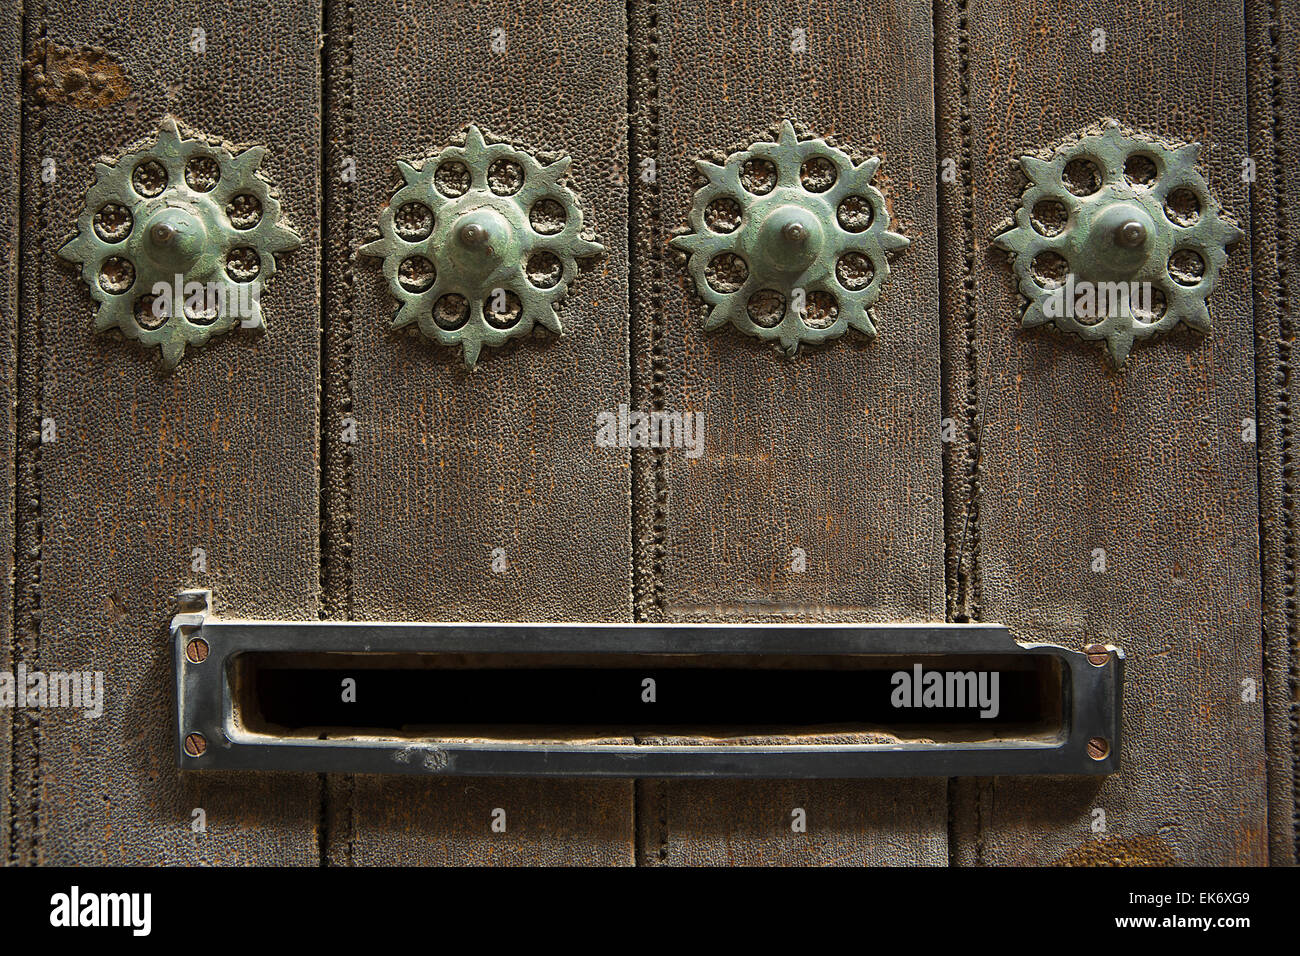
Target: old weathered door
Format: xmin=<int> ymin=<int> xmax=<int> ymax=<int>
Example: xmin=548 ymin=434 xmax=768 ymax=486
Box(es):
xmin=3 ymin=0 xmax=1295 ymax=865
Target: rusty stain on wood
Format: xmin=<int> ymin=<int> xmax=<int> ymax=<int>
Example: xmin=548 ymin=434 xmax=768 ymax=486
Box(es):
xmin=1049 ymin=834 xmax=1180 ymax=867
xmin=23 ymin=39 xmax=131 ymax=109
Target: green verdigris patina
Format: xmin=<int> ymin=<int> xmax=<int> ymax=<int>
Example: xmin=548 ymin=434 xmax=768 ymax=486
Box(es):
xmin=995 ymin=120 xmax=1242 ymax=366
xmin=672 ymin=120 xmax=909 ymax=358
xmin=361 ymin=126 xmax=603 ymax=368
xmin=60 ymin=116 xmax=300 ymax=369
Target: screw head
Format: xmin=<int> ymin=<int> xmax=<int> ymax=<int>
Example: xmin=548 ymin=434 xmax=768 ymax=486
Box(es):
xmin=1084 ymin=643 xmax=1110 ymax=666
xmin=459 ymin=222 xmax=487 ymax=246
xmin=1087 ymin=736 xmax=1110 ymax=760
xmin=185 ymin=637 xmax=209 ymax=664
xmin=781 ymin=221 xmax=809 ymax=243
xmin=149 ymin=221 xmax=177 ymax=245
xmin=184 ymin=732 xmax=207 ymax=757
xmin=1114 ymin=219 xmax=1148 ymax=248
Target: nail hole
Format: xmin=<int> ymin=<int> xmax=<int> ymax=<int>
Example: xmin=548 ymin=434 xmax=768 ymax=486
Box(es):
xmin=1062 ymin=158 xmax=1102 ymax=196
xmin=433 ymin=293 xmax=469 ymax=330
xmin=226 ymin=194 xmax=263 ymax=230
xmin=134 ymin=294 xmax=167 ymax=329
xmin=1030 ymin=250 xmax=1069 ymax=288
xmin=484 ymin=289 xmax=523 ymax=328
xmin=529 ymin=198 xmax=567 ymax=235
xmin=1168 ymin=249 xmax=1206 ymax=286
xmin=705 ymin=253 xmax=748 ymax=293
xmin=487 ymin=159 xmax=524 ymax=196
xmin=836 ymin=195 xmax=874 ymax=233
xmin=526 ymin=250 xmax=562 ymax=288
xmin=398 ymin=255 xmax=435 ymax=292
xmin=799 ymin=290 xmax=839 ymax=329
xmin=740 ymin=158 xmax=777 ymax=195
xmin=746 ymin=289 xmax=786 ymax=328
xmin=132 ymin=159 xmax=168 ymax=197
xmin=185 ymin=155 xmax=221 ymax=192
xmin=93 ymin=203 xmax=133 ymax=242
xmin=1030 ymin=199 xmax=1069 ymax=237
xmin=835 ymin=252 xmax=875 ymax=291
xmin=799 ymin=156 xmax=837 ymax=193
xmin=705 ymin=197 xmax=743 ymax=233
xmin=98 ymin=256 xmax=135 ymax=294
xmin=435 ymin=161 xmax=470 ymax=198
xmin=1132 ymin=287 xmax=1168 ymax=324
xmin=1124 ymin=154 xmax=1158 ymax=187
xmin=225 ymin=247 xmax=261 ymax=283
xmin=394 ymin=202 xmax=434 ymax=241
xmin=1164 ymin=187 xmax=1202 ymax=226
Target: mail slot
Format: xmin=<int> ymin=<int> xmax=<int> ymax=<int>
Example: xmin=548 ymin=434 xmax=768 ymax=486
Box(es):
xmin=237 ymin=651 xmax=1061 ymax=736
xmin=173 ymin=589 xmax=1123 ymax=778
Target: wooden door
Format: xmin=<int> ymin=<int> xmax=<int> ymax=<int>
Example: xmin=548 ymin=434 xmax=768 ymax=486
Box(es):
xmin=2 ymin=0 xmax=1294 ymax=866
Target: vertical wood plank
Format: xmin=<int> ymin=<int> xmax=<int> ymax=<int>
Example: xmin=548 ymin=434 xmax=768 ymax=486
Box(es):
xmin=636 ymin=0 xmax=949 ymax=865
xmin=27 ymin=1 xmax=323 ymax=863
xmin=331 ymin=0 xmax=634 ymax=865
xmin=1247 ymin=0 xmax=1300 ymax=865
xmin=0 ymin=0 xmax=20 ymax=865
xmin=955 ymin=0 xmax=1266 ymax=864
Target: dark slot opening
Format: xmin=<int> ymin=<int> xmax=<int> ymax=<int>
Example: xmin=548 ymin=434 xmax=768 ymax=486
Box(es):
xmin=231 ymin=651 xmax=1066 ymax=744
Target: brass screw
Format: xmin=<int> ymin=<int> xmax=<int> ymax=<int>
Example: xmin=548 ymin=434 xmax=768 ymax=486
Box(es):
xmin=1084 ymin=643 xmax=1110 ymax=666
xmin=184 ymin=732 xmax=207 ymax=757
xmin=185 ymin=637 xmax=209 ymax=664
xmin=1087 ymin=736 xmax=1110 ymax=760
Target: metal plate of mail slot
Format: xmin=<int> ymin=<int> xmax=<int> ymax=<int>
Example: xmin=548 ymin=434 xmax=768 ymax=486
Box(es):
xmin=172 ymin=590 xmax=1123 ymax=778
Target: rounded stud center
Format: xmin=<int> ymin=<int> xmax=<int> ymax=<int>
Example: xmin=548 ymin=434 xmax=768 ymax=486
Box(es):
xmin=1081 ymin=202 xmax=1157 ymax=278
xmin=449 ymin=208 xmax=515 ymax=278
xmin=1114 ymin=219 xmax=1148 ymax=249
xmin=142 ymin=208 xmax=209 ymax=270
xmin=758 ymin=205 xmax=824 ymax=273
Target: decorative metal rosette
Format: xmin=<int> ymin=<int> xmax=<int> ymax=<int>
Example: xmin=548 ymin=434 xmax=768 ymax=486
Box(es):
xmin=671 ymin=120 xmax=909 ymax=357
xmin=361 ymin=126 xmax=604 ymax=368
xmin=994 ymin=120 xmax=1243 ymax=366
xmin=59 ymin=116 xmax=300 ymax=369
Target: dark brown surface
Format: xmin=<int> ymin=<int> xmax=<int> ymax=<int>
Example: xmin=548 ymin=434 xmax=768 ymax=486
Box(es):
xmin=3 ymin=0 xmax=1297 ymax=867
xmin=947 ymin=0 xmax=1267 ymax=865
xmin=635 ymin=0 xmax=949 ymax=864
xmin=322 ymin=0 xmax=635 ymax=864
xmin=1249 ymin=0 xmax=1300 ymax=865
xmin=1 ymin=0 xmax=20 ymax=865
xmin=17 ymin=1 xmax=323 ymax=863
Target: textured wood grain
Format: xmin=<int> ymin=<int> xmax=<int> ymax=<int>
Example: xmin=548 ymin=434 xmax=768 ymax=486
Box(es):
xmin=638 ymin=779 xmax=947 ymax=866
xmin=1 ymin=0 xmax=19 ymax=866
xmin=327 ymin=0 xmax=635 ymax=865
xmin=23 ymin=1 xmax=323 ymax=863
xmin=951 ymin=0 xmax=1266 ymax=865
xmin=1248 ymin=0 xmax=1300 ymax=865
xmin=636 ymin=0 xmax=949 ymax=864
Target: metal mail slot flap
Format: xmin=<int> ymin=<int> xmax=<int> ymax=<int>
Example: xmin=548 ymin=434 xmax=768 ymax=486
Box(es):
xmin=172 ymin=590 xmax=1124 ymax=778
